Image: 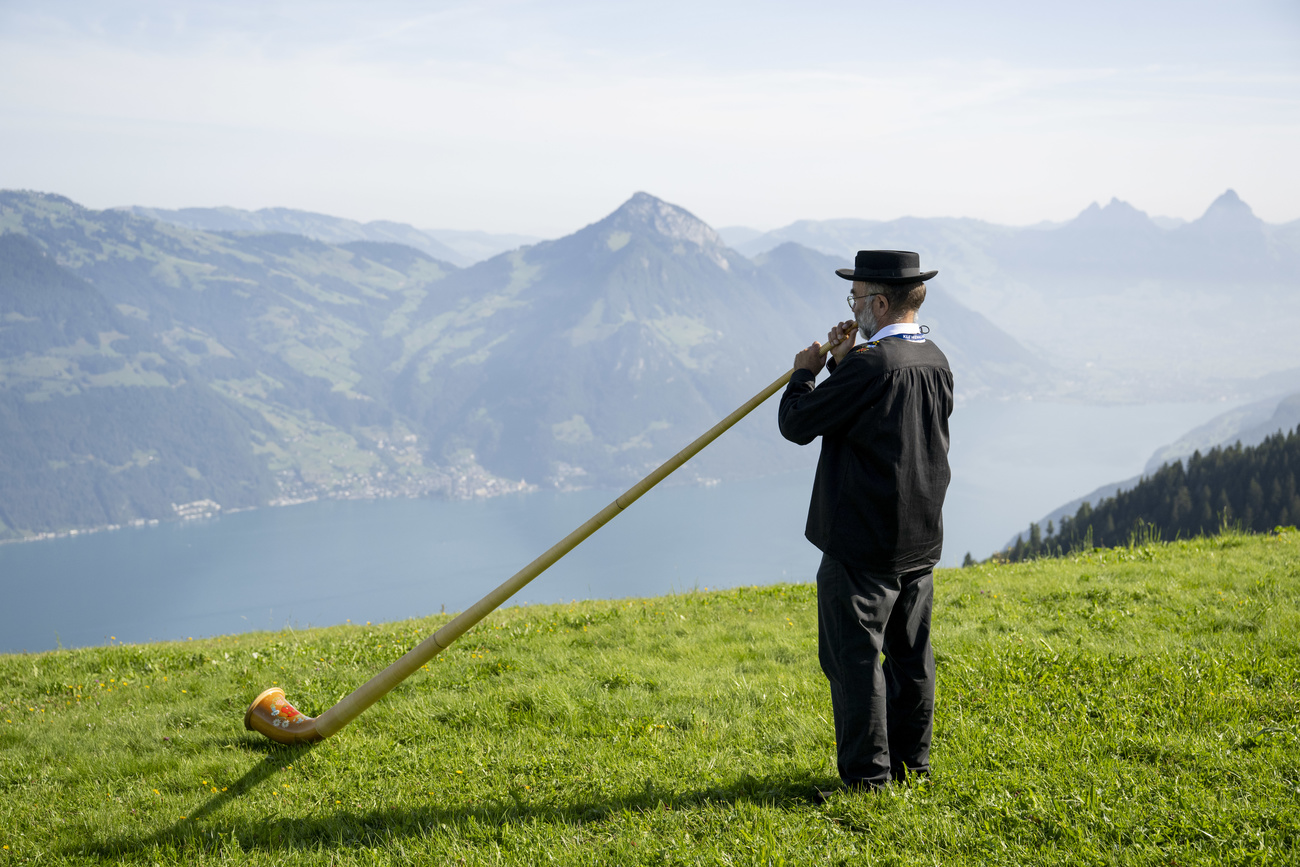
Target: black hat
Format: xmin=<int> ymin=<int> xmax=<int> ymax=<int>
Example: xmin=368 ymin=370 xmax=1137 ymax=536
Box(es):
xmin=835 ymin=250 xmax=937 ymax=284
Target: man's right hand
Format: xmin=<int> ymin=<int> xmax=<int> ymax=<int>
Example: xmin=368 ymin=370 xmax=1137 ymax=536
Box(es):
xmin=828 ymin=320 xmax=858 ymax=364
xmin=794 ymin=342 xmax=826 ymax=376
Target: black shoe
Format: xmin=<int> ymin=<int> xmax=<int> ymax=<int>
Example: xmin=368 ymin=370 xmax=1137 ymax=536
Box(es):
xmin=891 ymin=767 xmax=931 ymax=784
xmin=811 ymin=785 xmax=838 ymax=805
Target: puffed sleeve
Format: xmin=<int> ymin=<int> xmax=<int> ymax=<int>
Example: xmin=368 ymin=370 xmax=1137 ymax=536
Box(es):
xmin=778 ymin=353 xmax=885 ymax=445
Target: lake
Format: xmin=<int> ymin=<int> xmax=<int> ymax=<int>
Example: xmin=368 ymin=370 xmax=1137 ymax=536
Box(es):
xmin=0 ymin=398 xmax=1236 ymax=653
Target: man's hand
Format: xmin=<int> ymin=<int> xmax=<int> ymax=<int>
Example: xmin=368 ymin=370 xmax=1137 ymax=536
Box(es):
xmin=828 ymin=320 xmax=858 ymax=364
xmin=794 ymin=341 xmax=826 ymax=376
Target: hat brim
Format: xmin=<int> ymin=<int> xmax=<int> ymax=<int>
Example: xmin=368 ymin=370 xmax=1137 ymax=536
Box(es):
xmin=836 ymin=269 xmax=938 ymax=283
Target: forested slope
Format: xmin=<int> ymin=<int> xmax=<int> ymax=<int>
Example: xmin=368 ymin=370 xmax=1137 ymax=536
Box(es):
xmin=999 ymin=426 xmax=1300 ymax=561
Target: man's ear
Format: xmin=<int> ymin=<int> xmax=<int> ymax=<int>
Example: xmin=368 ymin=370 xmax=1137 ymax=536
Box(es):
xmin=874 ymin=294 xmax=890 ymax=319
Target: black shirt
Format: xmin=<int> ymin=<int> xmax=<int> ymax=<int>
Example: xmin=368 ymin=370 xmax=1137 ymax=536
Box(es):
xmin=778 ymin=336 xmax=953 ymax=572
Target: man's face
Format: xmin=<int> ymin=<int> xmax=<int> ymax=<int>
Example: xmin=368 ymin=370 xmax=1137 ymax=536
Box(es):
xmin=850 ymin=282 xmax=882 ymax=338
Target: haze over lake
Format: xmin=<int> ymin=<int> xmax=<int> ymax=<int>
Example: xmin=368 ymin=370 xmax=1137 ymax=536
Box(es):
xmin=0 ymin=397 xmax=1232 ymax=654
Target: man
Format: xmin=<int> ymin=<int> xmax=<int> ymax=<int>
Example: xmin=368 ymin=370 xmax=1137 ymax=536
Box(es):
xmin=778 ymin=250 xmax=953 ymax=796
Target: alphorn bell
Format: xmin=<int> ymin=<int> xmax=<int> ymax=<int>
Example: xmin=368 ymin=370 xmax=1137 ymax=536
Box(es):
xmin=245 ymin=328 xmax=853 ymax=743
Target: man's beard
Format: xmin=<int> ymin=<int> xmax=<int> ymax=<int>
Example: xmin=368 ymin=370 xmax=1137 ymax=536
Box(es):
xmin=856 ymin=305 xmax=878 ymax=340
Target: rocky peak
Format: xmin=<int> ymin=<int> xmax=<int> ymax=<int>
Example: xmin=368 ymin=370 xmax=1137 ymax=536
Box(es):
xmin=1071 ymin=197 xmax=1155 ymax=231
xmin=1191 ymin=189 xmax=1261 ymax=231
xmin=601 ymin=192 xmax=722 ymax=249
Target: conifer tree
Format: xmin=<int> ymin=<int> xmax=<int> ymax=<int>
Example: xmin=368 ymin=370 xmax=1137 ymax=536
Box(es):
xmin=993 ymin=426 xmax=1300 ymax=562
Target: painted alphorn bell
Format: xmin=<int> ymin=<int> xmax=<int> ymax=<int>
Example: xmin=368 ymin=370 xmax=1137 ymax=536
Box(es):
xmin=245 ymin=330 xmax=851 ymax=743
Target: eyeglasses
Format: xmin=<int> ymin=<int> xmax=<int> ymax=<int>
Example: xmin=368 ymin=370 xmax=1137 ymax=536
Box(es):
xmin=847 ymin=293 xmax=879 ymax=310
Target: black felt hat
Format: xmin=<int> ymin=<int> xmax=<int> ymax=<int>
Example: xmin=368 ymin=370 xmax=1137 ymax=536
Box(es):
xmin=835 ymin=250 xmax=937 ymax=284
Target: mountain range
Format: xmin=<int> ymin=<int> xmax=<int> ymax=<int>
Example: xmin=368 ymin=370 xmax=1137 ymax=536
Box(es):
xmin=4 ymin=187 xmax=1298 ymax=543
xmin=0 ymin=190 xmax=1034 ymax=540
xmin=725 ymin=191 xmax=1300 ymax=400
xmin=127 ymin=191 xmax=1300 ymax=400
xmin=122 ymin=205 xmax=540 ymax=268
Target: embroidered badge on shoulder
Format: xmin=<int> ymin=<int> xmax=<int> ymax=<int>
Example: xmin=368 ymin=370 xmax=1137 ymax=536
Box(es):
xmin=852 ymin=341 xmax=880 ymax=354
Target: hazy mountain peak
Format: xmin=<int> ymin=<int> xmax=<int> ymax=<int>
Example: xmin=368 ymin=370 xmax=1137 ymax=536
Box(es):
xmin=1179 ymin=189 xmax=1266 ymax=249
xmin=1196 ymin=188 xmax=1259 ymax=225
xmin=1071 ymin=196 xmax=1153 ymax=230
xmin=603 ymin=192 xmax=721 ymax=248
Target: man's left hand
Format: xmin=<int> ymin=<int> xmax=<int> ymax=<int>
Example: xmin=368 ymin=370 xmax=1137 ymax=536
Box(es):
xmin=794 ymin=342 xmax=825 ymax=375
xmin=828 ymin=320 xmax=858 ymax=364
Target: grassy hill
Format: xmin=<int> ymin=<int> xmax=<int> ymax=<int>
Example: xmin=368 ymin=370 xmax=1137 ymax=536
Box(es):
xmin=2 ymin=529 xmax=1297 ymax=864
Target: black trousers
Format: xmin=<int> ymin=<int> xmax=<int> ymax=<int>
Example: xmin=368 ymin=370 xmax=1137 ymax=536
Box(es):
xmin=815 ymin=552 xmax=935 ymax=787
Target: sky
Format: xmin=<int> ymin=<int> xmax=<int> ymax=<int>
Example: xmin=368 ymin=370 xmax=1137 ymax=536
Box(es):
xmin=2 ymin=0 xmax=1298 ymax=237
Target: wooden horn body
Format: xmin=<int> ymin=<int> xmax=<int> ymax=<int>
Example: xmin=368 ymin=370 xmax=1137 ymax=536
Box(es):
xmin=245 ymin=332 xmax=848 ymax=744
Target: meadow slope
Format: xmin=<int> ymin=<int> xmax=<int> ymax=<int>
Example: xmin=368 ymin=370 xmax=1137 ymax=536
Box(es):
xmin=1 ymin=530 xmax=1297 ymax=865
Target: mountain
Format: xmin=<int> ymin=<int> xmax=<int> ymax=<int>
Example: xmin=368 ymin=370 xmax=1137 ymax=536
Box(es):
xmin=0 ymin=191 xmax=482 ymax=538
xmin=738 ymin=191 xmax=1298 ymax=284
xmin=385 ymin=195 xmax=1041 ymax=487
xmin=120 ymin=205 xmax=540 ymax=267
xmin=383 ymin=192 xmax=814 ymax=487
xmin=0 ymin=190 xmax=1038 ymax=539
xmin=1144 ymin=390 xmax=1300 ymax=474
xmin=734 ymin=191 xmax=1300 ymax=401
xmin=998 ymin=197 xmax=1170 ymax=279
xmin=0 ymin=232 xmax=278 ymax=535
xmin=992 ymin=189 xmax=1293 ymax=286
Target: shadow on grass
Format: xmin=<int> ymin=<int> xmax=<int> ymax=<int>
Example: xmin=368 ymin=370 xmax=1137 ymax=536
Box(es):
xmin=73 ymin=734 xmax=320 ymax=858
xmin=183 ymin=736 xmax=320 ymax=824
xmin=77 ymin=741 xmax=839 ymax=859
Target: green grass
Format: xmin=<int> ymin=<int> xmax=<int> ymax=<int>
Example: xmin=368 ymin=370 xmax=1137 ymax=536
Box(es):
xmin=2 ymin=530 xmax=1298 ymax=865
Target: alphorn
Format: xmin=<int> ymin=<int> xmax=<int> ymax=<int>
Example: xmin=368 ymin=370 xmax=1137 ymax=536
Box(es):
xmin=245 ymin=329 xmax=852 ymax=743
